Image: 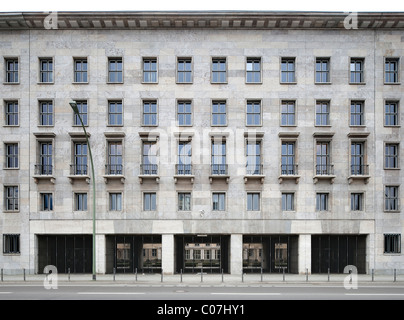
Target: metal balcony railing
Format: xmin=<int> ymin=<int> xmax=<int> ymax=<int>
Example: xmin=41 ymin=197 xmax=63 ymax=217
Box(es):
xmin=281 ymin=164 xmax=298 ymax=175
xmin=34 ymin=164 xmax=53 ymax=175
xmin=211 ymin=164 xmax=228 ymax=175
xmin=350 ymin=164 xmax=369 ymax=175
xmin=315 ymin=164 xmax=334 ymax=175
xmin=175 ymin=164 xmax=192 ymax=175
xmin=105 ymin=164 xmax=123 ymax=175
xmin=246 ymin=164 xmax=263 ymax=175
xmin=70 ymin=164 xmax=88 ymax=175
xmin=140 ymin=164 xmax=158 ymax=175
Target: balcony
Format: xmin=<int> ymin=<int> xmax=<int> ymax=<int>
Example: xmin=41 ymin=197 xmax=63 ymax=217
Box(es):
xmin=348 ymin=164 xmax=370 ymax=184
xmin=103 ymin=164 xmax=125 ymax=184
xmin=209 ymin=164 xmax=229 ymax=183
xmin=313 ymin=164 xmax=336 ymax=184
xmin=33 ymin=164 xmax=55 ymax=184
xmin=139 ymin=164 xmax=159 ymax=184
xmin=174 ymin=164 xmax=194 ymax=184
xmin=244 ymin=164 xmax=265 ymax=184
xmin=279 ymin=164 xmax=300 ymax=184
xmin=68 ymin=164 xmax=90 ymax=184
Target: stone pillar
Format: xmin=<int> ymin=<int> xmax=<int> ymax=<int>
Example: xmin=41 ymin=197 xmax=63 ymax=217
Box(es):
xmin=96 ymin=234 xmax=105 ymax=274
xmin=230 ymin=234 xmax=243 ymax=275
xmin=298 ymin=234 xmax=311 ymax=274
xmin=162 ymin=234 xmax=174 ymax=275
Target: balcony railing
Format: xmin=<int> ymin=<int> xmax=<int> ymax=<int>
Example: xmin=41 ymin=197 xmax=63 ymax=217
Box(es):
xmin=34 ymin=164 xmax=53 ymax=175
xmin=176 ymin=164 xmax=192 ymax=175
xmin=105 ymin=164 xmax=123 ymax=175
xmin=140 ymin=164 xmax=158 ymax=175
xmin=281 ymin=164 xmax=298 ymax=175
xmin=315 ymin=164 xmax=334 ymax=175
xmin=211 ymin=164 xmax=228 ymax=175
xmin=70 ymin=164 xmax=88 ymax=175
xmin=246 ymin=164 xmax=263 ymax=175
xmin=350 ymin=164 xmax=369 ymax=175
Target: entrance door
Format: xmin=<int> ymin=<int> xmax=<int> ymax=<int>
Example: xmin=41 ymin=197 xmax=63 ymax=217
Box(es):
xmin=116 ymin=242 xmax=131 ymax=271
xmin=274 ymin=242 xmax=288 ymax=270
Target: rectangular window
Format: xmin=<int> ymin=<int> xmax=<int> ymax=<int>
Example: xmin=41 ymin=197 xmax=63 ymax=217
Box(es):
xmin=143 ymin=58 xmax=157 ymax=83
xmin=212 ymin=58 xmax=227 ymax=83
xmin=177 ymin=101 xmax=192 ymax=126
xmin=4 ymin=186 xmax=18 ymax=211
xmin=5 ymin=143 xmax=18 ymax=169
xmin=351 ymin=142 xmax=365 ymax=175
xmin=5 ymin=58 xmax=18 ymax=83
xmin=385 ymin=101 xmax=399 ymax=126
xmin=39 ymin=58 xmax=53 ymax=83
xmin=109 ymin=192 xmax=122 ymax=211
xmin=211 ymin=140 xmax=226 ymax=174
xmin=385 ymin=143 xmax=399 ymax=169
xmin=74 ymin=58 xmax=88 ymax=83
xmin=246 ymin=58 xmax=261 ymax=83
xmin=247 ymin=192 xmax=260 ymax=211
xmin=143 ymin=100 xmax=157 ymax=126
xmin=38 ymin=141 xmax=53 ymax=175
xmin=384 ymin=234 xmax=401 ymax=253
xmin=108 ymin=58 xmax=123 ymax=83
xmin=350 ymin=101 xmax=364 ymax=126
xmin=282 ymin=193 xmax=294 ymax=211
xmin=144 ymin=192 xmax=156 ymax=211
xmin=385 ymin=58 xmax=399 ymax=83
xmin=41 ymin=193 xmax=53 ymax=211
xmin=315 ymin=58 xmax=330 ymax=83
xmin=73 ymin=101 xmax=88 ymax=126
xmin=178 ymin=192 xmax=191 ymax=211
xmin=39 ymin=101 xmax=53 ymax=126
xmin=351 ymin=193 xmax=363 ymax=211
xmin=212 ymin=192 xmax=225 ymax=211
xmin=350 ymin=58 xmax=364 ymax=83
xmin=385 ymin=186 xmax=399 ymax=211
xmin=246 ymin=100 xmax=261 ymax=126
xmin=246 ymin=141 xmax=261 ymax=175
xmin=212 ymin=101 xmax=226 ymax=126
xmin=3 ymin=234 xmax=20 ymax=254
xmin=281 ymin=58 xmax=296 ymax=83
xmin=75 ymin=193 xmax=88 ymax=211
xmin=316 ymin=101 xmax=330 ymax=126
xmin=142 ymin=141 xmax=158 ymax=174
xmin=178 ymin=141 xmax=192 ymax=174
xmin=177 ymin=58 xmax=192 ymax=83
xmin=281 ymin=142 xmax=296 ymax=175
xmin=108 ymin=101 xmax=123 ymax=126
xmin=281 ymin=100 xmax=295 ymax=126
xmin=5 ymin=101 xmax=18 ymax=126
xmin=316 ymin=141 xmax=331 ymax=175
xmin=107 ymin=141 xmax=122 ymax=175
xmin=316 ymin=193 xmax=329 ymax=211
xmin=73 ymin=142 xmax=88 ymax=175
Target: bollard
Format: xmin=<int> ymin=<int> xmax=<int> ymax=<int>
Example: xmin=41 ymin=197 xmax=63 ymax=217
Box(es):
xmin=371 ymin=268 xmax=374 ymax=282
xmin=1 ymin=269 xmax=3 ymax=282
xmin=113 ymin=267 xmax=116 ymax=281
xmin=23 ymin=268 xmax=26 ymax=281
xmin=242 ymin=270 xmax=244 ymax=282
xmin=180 ymin=269 xmax=183 ymax=283
xmin=161 ymin=269 xmax=163 ymax=282
xmin=282 ymin=267 xmax=285 ymax=282
xmin=221 ymin=268 xmax=224 ymax=283
xmin=394 ymin=269 xmax=396 ymax=282
xmin=201 ymin=267 xmax=203 ymax=283
xmin=306 ymin=268 xmax=308 ymax=282
xmin=261 ymin=267 xmax=263 ymax=282
xmin=68 ymin=268 xmax=71 ymax=281
xmin=135 ymin=268 xmax=138 ymax=281
xmin=328 ymin=268 xmax=330 ymax=282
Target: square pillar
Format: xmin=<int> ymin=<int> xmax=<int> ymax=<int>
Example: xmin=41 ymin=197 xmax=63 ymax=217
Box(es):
xmin=96 ymin=234 xmax=106 ymax=274
xmin=162 ymin=234 xmax=174 ymax=275
xmin=230 ymin=234 xmax=243 ymax=275
xmin=298 ymin=234 xmax=311 ymax=274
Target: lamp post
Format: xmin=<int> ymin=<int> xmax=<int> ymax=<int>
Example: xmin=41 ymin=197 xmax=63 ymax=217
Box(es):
xmin=70 ymin=101 xmax=96 ymax=280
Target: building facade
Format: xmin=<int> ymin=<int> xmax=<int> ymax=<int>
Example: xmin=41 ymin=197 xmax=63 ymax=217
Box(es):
xmin=0 ymin=11 xmax=403 ymax=275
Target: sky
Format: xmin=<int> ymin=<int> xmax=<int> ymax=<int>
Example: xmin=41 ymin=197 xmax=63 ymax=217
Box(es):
xmin=1 ymin=0 xmax=404 ymax=12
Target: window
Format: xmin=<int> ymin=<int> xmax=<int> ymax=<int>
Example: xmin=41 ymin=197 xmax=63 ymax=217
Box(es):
xmin=108 ymin=58 xmax=123 ymax=83
xmin=350 ymin=58 xmax=364 ymax=83
xmin=385 ymin=58 xmax=399 ymax=83
xmin=246 ymin=100 xmax=261 ymax=126
xmin=39 ymin=58 xmax=53 ymax=83
xmin=73 ymin=142 xmax=88 ymax=175
xmin=246 ymin=141 xmax=261 ymax=175
xmin=75 ymin=193 xmax=88 ymax=211
xmin=5 ymin=143 xmax=18 ymax=169
xmin=316 ymin=193 xmax=329 ymax=211
xmin=177 ymin=101 xmax=192 ymax=126
xmin=3 ymin=234 xmax=20 ymax=254
xmin=385 ymin=101 xmax=399 ymax=126
xmin=212 ymin=101 xmax=226 ymax=126
xmin=74 ymin=58 xmax=88 ymax=83
xmin=247 ymin=193 xmax=260 ymax=211
xmin=315 ymin=101 xmax=330 ymax=126
xmin=143 ymin=58 xmax=157 ymax=83
xmin=281 ymin=142 xmax=296 ymax=175
xmin=246 ymin=58 xmax=261 ymax=83
xmin=39 ymin=101 xmax=53 ymax=126
xmin=384 ymin=234 xmax=401 ymax=253
xmin=107 ymin=141 xmax=122 ymax=175
xmin=351 ymin=193 xmax=363 ymax=211
xmin=385 ymin=143 xmax=399 ymax=169
xmin=108 ymin=101 xmax=123 ymax=126
xmin=5 ymin=101 xmax=18 ymax=126
xmin=4 ymin=186 xmax=18 ymax=211
xmin=178 ymin=192 xmax=191 ymax=211
xmin=315 ymin=58 xmax=330 ymax=83
xmin=211 ymin=140 xmax=226 ymax=174
xmin=142 ymin=141 xmax=158 ymax=174
xmin=282 ymin=193 xmax=294 ymax=211
xmin=212 ymin=58 xmax=226 ymax=83
xmin=316 ymin=141 xmax=331 ymax=175
xmin=350 ymin=101 xmax=364 ymax=126
xmin=144 ymin=192 xmax=156 ymax=211
xmin=212 ymin=192 xmax=225 ymax=211
xmin=143 ymin=100 xmax=157 ymax=126
xmin=178 ymin=141 xmax=192 ymax=174
xmin=109 ymin=192 xmax=122 ymax=211
xmin=38 ymin=141 xmax=53 ymax=175
xmin=281 ymin=100 xmax=295 ymax=126
xmin=5 ymin=58 xmax=18 ymax=83
xmin=281 ymin=58 xmax=296 ymax=83
xmin=385 ymin=186 xmax=399 ymax=211
xmin=41 ymin=193 xmax=53 ymax=211
xmin=351 ymin=142 xmax=365 ymax=175
xmin=73 ymin=101 xmax=88 ymax=126
xmin=177 ymin=58 xmax=192 ymax=83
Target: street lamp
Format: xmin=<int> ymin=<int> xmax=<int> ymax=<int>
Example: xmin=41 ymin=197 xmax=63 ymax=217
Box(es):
xmin=69 ymin=100 xmax=96 ymax=280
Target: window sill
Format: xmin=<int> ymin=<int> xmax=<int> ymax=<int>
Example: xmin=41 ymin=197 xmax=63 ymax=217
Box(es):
xmin=37 ymin=82 xmax=54 ymax=85
xmin=384 ymin=82 xmax=401 ymax=85
xmin=349 ymin=82 xmax=366 ymax=85
xmin=72 ymin=82 xmax=89 ymax=85
xmin=3 ymin=82 xmax=20 ymax=85
xmin=3 ymin=210 xmax=20 ymax=213
xmin=280 ymin=82 xmax=297 ymax=85
xmin=314 ymin=82 xmax=332 ymax=85
xmin=384 ymin=210 xmax=401 ymax=213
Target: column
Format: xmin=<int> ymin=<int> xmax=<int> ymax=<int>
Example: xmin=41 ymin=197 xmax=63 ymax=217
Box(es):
xmin=230 ymin=234 xmax=243 ymax=274
xmin=298 ymin=234 xmax=311 ymax=274
xmin=96 ymin=234 xmax=105 ymax=274
xmin=162 ymin=234 xmax=174 ymax=275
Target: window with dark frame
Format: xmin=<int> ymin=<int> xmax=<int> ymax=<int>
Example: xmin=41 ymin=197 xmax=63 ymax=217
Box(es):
xmin=211 ymin=140 xmax=226 ymax=174
xmin=74 ymin=142 xmax=88 ymax=175
xmin=384 ymin=234 xmax=401 ymax=253
xmin=316 ymin=141 xmax=331 ymax=175
xmin=74 ymin=58 xmax=88 ymax=83
xmin=5 ymin=101 xmax=18 ymax=126
xmin=282 ymin=193 xmax=294 ymax=211
xmin=177 ymin=58 xmax=192 ymax=83
xmin=142 ymin=141 xmax=158 ymax=175
xmin=281 ymin=141 xmax=296 ymax=175
xmin=109 ymin=192 xmax=122 ymax=211
xmin=41 ymin=193 xmax=53 ymax=211
xmin=385 ymin=101 xmax=399 ymax=126
xmin=281 ymin=100 xmax=295 ymax=126
xmin=385 ymin=143 xmax=399 ymax=169
xmin=39 ymin=101 xmax=53 ymax=126
xmin=247 ymin=192 xmax=260 ymax=211
xmin=350 ymin=101 xmax=364 ymax=126
xmin=177 ymin=101 xmax=192 ymax=126
xmin=315 ymin=101 xmax=330 ymax=126
xmin=108 ymin=101 xmax=123 ymax=126
xmin=143 ymin=100 xmax=157 ymax=126
xmin=385 ymin=186 xmax=399 ymax=211
xmin=144 ymin=192 xmax=156 ymax=211
xmin=75 ymin=193 xmax=88 ymax=211
xmin=246 ymin=58 xmax=261 ymax=83
xmin=39 ymin=58 xmax=53 ymax=83
xmin=315 ymin=58 xmax=330 ymax=83
xmin=108 ymin=58 xmax=123 ymax=83
xmin=212 ymin=58 xmax=227 ymax=83
xmin=351 ymin=142 xmax=365 ymax=175
xmin=4 ymin=186 xmax=18 ymax=211
xmin=143 ymin=58 xmax=157 ymax=83
xmin=5 ymin=143 xmax=18 ymax=169
xmin=350 ymin=58 xmax=364 ymax=83
xmin=178 ymin=141 xmax=191 ymax=174
xmin=246 ymin=100 xmax=261 ymax=126
xmin=5 ymin=58 xmax=18 ymax=83
xmin=212 ymin=101 xmax=226 ymax=126
xmin=246 ymin=140 xmax=261 ymax=175
xmin=316 ymin=193 xmax=329 ymax=211
xmin=178 ymin=192 xmax=191 ymax=211
xmin=385 ymin=58 xmax=399 ymax=83
xmin=73 ymin=101 xmax=88 ymax=126
xmin=212 ymin=192 xmax=225 ymax=211
xmin=39 ymin=141 xmax=53 ymax=175
xmin=3 ymin=234 xmax=20 ymax=254
xmin=107 ymin=141 xmax=122 ymax=175
xmin=351 ymin=193 xmax=363 ymax=211
xmin=281 ymin=58 xmax=296 ymax=83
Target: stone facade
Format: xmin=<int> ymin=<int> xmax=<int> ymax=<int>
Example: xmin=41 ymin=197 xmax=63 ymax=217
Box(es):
xmin=0 ymin=11 xmax=403 ymax=275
